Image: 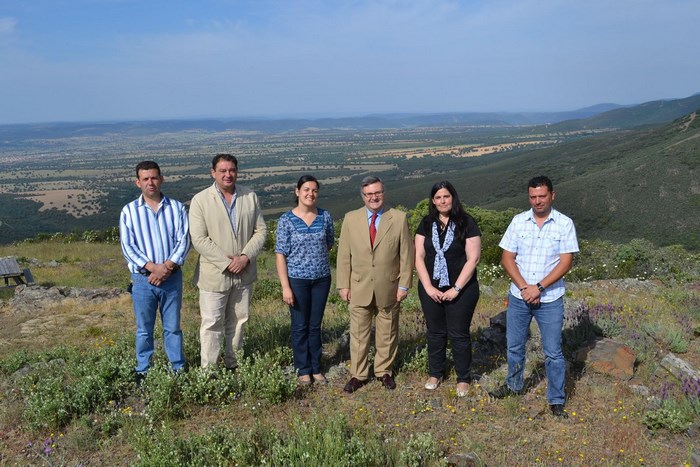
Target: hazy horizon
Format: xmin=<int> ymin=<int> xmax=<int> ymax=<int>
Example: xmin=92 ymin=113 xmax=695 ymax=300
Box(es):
xmin=1 ymin=0 xmax=699 ymax=125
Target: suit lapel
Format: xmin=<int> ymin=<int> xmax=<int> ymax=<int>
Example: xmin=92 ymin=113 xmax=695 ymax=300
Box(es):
xmin=210 ymin=184 xmax=236 ymax=236
xmin=373 ymin=208 xmax=392 ymax=249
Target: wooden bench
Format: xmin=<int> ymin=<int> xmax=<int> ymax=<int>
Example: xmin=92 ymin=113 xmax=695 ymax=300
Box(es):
xmin=0 ymin=257 xmax=34 ymax=287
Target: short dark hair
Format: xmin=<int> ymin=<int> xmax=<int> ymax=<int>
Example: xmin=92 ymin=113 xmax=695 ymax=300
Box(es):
xmin=135 ymin=160 xmax=161 ymax=178
xmin=528 ymin=175 xmax=553 ymax=192
xmin=360 ymin=175 xmax=384 ymax=193
xmin=295 ymin=174 xmax=320 ymax=203
xmin=212 ymin=153 xmax=238 ymax=170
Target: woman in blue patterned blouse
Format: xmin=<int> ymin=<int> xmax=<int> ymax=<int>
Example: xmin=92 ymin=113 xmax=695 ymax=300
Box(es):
xmin=275 ymin=175 xmax=334 ymax=385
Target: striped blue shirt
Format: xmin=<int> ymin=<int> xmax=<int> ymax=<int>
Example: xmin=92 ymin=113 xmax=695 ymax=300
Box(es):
xmin=119 ymin=194 xmax=191 ymax=274
xmin=499 ymin=208 xmax=579 ymax=302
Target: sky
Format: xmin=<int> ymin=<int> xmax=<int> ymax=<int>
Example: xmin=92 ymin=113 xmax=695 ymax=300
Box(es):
xmin=0 ymin=0 xmax=698 ymax=124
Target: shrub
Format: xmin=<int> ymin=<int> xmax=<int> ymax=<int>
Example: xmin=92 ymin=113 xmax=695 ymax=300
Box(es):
xmin=132 ymin=413 xmax=388 ymax=466
xmin=643 ymin=400 xmax=693 ymax=433
xmin=398 ymin=432 xmax=443 ymax=467
xmin=401 ymin=346 xmax=429 ymax=375
xmin=238 ymin=348 xmax=296 ymax=404
xmin=18 ymin=338 xmax=134 ymax=431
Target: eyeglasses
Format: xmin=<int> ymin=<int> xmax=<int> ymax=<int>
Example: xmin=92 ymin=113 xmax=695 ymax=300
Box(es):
xmin=362 ymin=191 xmax=384 ymax=198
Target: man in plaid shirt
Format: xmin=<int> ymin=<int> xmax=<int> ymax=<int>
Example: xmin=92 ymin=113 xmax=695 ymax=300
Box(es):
xmin=490 ymin=175 xmax=579 ymax=419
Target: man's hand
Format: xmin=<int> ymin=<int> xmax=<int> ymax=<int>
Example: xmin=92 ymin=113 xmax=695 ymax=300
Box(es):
xmin=339 ymin=288 xmax=351 ymax=303
xmin=396 ymin=288 xmax=408 ymax=303
xmin=227 ymin=255 xmax=250 ymax=275
xmin=147 ymin=262 xmax=172 ymax=286
xmin=520 ymin=284 xmax=541 ymax=304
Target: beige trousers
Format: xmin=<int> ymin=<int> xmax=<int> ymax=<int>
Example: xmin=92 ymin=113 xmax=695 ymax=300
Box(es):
xmin=349 ymin=298 xmax=400 ymax=380
xmin=199 ymin=285 xmax=251 ymax=368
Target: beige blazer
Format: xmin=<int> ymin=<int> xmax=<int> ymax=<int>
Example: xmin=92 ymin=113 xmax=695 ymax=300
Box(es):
xmin=336 ymin=207 xmax=414 ymax=308
xmin=189 ymin=183 xmax=267 ymax=291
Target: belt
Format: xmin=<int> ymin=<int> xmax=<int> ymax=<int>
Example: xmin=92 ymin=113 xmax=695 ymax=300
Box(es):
xmin=137 ymin=265 xmax=181 ymax=276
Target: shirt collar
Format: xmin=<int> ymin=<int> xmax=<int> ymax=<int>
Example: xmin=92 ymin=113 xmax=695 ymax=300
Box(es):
xmin=366 ymin=207 xmax=384 ymax=219
xmin=214 ymin=183 xmax=237 ymax=198
xmin=527 ymin=207 xmax=558 ymax=223
xmin=137 ymin=194 xmax=167 ymax=207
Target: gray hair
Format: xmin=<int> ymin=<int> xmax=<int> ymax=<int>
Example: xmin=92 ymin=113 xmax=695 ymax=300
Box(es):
xmin=360 ymin=175 xmax=384 ymax=193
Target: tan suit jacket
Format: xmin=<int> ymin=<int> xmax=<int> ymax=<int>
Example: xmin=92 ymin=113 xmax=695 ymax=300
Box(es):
xmin=189 ymin=183 xmax=267 ymax=291
xmin=336 ymin=207 xmax=414 ymax=308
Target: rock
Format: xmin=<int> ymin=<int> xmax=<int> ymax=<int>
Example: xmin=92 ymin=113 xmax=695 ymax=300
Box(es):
xmin=446 ymin=452 xmax=478 ymax=466
xmin=568 ymin=279 xmax=661 ymax=292
xmin=659 ymin=353 xmax=700 ymax=383
xmin=687 ymin=422 xmax=700 ymax=440
xmin=10 ymin=284 xmax=128 ymax=313
xmin=630 ymin=384 xmax=650 ymax=397
xmin=574 ymin=338 xmax=635 ymax=380
xmin=489 ymin=311 xmax=507 ymax=329
xmin=325 ymin=364 xmax=349 ymax=381
xmin=691 ymin=447 xmax=700 ymax=467
xmin=527 ymin=406 xmax=545 ymax=419
xmin=480 ymin=327 xmax=506 ymax=349
xmin=11 ymin=360 xmax=54 ymax=380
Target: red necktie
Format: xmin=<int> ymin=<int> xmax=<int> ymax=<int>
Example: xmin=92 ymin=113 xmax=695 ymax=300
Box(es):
xmin=369 ymin=212 xmax=377 ymax=248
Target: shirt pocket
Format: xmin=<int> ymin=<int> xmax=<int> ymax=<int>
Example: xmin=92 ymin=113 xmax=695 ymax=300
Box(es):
xmin=543 ymin=232 xmax=562 ymax=253
xmin=517 ymin=232 xmax=537 ymax=250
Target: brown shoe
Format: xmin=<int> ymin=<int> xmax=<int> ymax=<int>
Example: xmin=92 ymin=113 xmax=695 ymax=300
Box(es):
xmin=377 ymin=373 xmax=396 ymax=390
xmin=344 ymin=377 xmax=368 ymax=393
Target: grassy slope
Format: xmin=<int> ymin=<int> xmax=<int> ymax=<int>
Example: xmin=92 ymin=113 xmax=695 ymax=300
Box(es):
xmin=376 ymin=111 xmax=700 ymax=250
xmin=1 ymin=241 xmax=699 ymax=464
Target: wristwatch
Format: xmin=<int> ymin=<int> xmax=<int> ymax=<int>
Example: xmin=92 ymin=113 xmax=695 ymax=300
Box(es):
xmin=454 ymin=285 xmax=462 ymax=292
xmin=536 ymin=282 xmax=545 ymax=292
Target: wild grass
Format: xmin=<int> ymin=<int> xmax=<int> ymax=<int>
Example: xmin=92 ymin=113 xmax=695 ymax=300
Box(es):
xmin=0 ymin=231 xmax=699 ymax=465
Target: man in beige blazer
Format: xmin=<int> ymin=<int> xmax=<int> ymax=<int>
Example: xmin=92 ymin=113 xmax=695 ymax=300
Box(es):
xmin=189 ymin=154 xmax=266 ymax=369
xmin=337 ymin=176 xmax=414 ymax=392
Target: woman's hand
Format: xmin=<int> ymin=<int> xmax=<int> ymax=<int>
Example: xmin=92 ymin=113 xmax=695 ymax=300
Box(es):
xmin=425 ymin=285 xmax=443 ymax=303
xmin=282 ymin=286 xmax=295 ymax=306
xmin=441 ymin=287 xmax=459 ymax=302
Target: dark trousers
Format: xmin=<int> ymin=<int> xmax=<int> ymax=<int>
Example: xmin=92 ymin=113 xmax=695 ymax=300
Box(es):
xmin=288 ymin=276 xmax=331 ymax=376
xmin=418 ymin=280 xmax=479 ymax=383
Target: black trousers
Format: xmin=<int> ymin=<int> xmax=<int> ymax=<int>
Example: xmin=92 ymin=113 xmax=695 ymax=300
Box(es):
xmin=418 ymin=280 xmax=479 ymax=383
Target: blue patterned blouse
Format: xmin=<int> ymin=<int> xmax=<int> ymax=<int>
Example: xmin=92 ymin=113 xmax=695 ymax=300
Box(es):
xmin=275 ymin=208 xmax=334 ymax=279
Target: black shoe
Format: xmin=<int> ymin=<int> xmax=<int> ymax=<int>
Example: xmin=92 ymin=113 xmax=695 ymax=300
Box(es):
xmin=377 ymin=374 xmax=396 ymax=390
xmin=488 ymin=384 xmax=522 ymax=399
xmin=550 ymin=404 xmax=568 ymax=418
xmin=344 ymin=377 xmax=368 ymax=393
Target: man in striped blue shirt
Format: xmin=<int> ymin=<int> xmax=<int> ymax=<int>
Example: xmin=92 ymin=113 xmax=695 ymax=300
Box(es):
xmin=119 ymin=161 xmax=191 ymax=379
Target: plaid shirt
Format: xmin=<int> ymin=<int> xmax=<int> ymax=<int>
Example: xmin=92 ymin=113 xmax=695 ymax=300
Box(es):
xmin=499 ymin=208 xmax=578 ymax=302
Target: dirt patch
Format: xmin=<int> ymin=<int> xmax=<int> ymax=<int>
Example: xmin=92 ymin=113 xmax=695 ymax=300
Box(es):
xmin=17 ymin=189 xmax=105 ymax=218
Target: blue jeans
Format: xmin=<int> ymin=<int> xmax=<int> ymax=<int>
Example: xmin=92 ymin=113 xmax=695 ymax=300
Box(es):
xmin=288 ymin=276 xmax=331 ymax=376
xmin=131 ymin=270 xmax=185 ymax=373
xmin=505 ymin=294 xmax=565 ymax=405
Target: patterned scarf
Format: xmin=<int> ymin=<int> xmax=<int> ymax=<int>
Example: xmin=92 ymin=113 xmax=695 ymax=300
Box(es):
xmin=431 ymin=220 xmax=455 ymax=287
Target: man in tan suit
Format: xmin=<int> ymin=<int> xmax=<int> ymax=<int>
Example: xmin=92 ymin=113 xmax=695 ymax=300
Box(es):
xmin=189 ymin=154 xmax=266 ymax=369
xmin=337 ymin=176 xmax=414 ymax=392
